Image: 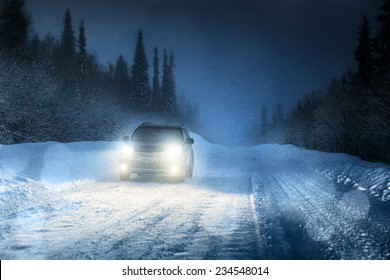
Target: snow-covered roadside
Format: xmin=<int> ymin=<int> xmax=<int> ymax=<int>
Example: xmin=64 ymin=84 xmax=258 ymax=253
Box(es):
xmin=251 ymin=144 xmax=390 ymax=202
xmin=0 ymin=141 xmax=121 ymax=182
xmin=0 ymin=141 xmax=120 ymax=258
xmin=2 ymin=135 xmax=388 ymax=200
xmin=0 ymin=140 xmax=120 ymax=218
xmin=0 ymin=135 xmax=258 ymax=259
xmin=0 ymin=136 xmax=389 ymax=227
xmin=248 ymin=145 xmax=390 ymax=259
xmin=0 ymin=134 xmax=389 ymax=259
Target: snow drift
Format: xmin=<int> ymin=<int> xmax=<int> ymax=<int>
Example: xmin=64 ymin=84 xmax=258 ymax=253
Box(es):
xmin=0 ymin=133 xmax=389 ymax=259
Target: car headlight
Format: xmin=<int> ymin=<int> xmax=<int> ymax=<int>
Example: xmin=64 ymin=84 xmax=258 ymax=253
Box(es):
xmin=120 ymin=163 xmax=129 ymax=171
xmin=121 ymin=145 xmax=134 ymax=156
xmin=164 ymin=144 xmax=183 ymax=161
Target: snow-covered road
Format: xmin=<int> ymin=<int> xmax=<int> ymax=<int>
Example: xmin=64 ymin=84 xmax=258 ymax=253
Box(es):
xmin=1 ymin=134 xmax=389 ymax=259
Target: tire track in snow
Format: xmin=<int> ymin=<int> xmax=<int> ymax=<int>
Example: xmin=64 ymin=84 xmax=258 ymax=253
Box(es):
xmin=47 ymin=176 xmax=262 ymax=259
xmin=251 ymin=172 xmax=302 ymax=259
xmin=47 ymin=182 xmax=180 ymax=259
xmin=249 ymin=193 xmax=264 ymax=258
xmin=252 ymin=167 xmax=390 ymax=259
xmin=275 ymin=171 xmax=389 ymax=259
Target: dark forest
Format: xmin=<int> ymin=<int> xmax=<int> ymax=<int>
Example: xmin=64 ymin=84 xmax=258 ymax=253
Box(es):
xmin=259 ymin=2 xmax=390 ymax=163
xmin=0 ymin=0 xmax=197 ymax=144
xmin=0 ymin=0 xmax=389 ymax=163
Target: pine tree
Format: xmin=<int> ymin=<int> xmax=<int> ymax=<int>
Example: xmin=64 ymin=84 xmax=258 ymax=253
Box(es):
xmin=168 ymin=49 xmax=177 ymax=112
xmin=161 ymin=49 xmax=169 ymax=116
xmin=56 ymin=9 xmax=77 ymax=87
xmin=354 ymin=17 xmax=374 ymax=87
xmin=0 ymin=0 xmax=30 ymax=57
xmin=61 ymin=9 xmax=76 ymax=56
xmin=40 ymin=32 xmax=57 ymax=73
xmin=151 ymin=47 xmax=161 ymax=113
xmin=153 ymin=48 xmax=160 ymax=95
xmin=77 ymin=20 xmax=87 ymax=77
xmin=114 ymin=55 xmax=131 ymax=105
xmin=376 ymin=0 xmax=390 ymax=80
xmin=161 ymin=49 xmax=177 ymax=117
xmin=130 ymin=30 xmax=151 ymax=110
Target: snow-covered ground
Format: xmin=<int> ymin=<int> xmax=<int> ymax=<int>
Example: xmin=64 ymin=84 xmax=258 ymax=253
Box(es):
xmin=0 ymin=134 xmax=389 ymax=259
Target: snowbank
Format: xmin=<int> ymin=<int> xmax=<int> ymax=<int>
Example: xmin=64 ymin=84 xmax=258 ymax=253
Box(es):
xmin=253 ymin=144 xmax=390 ymax=202
xmin=0 ymin=141 xmax=121 ymax=183
xmin=0 ymin=134 xmax=389 ymax=260
xmin=0 ymin=135 xmax=389 ymax=218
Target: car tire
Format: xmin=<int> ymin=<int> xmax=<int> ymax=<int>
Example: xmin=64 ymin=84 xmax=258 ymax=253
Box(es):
xmin=119 ymin=170 xmax=130 ymax=181
xmin=174 ymin=174 xmax=185 ymax=183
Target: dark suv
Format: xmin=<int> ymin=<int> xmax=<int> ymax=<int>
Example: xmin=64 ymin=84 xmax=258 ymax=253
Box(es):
xmin=119 ymin=123 xmax=195 ymax=181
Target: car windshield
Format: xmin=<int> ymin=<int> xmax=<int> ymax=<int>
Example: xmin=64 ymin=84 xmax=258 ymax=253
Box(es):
xmin=132 ymin=127 xmax=182 ymax=142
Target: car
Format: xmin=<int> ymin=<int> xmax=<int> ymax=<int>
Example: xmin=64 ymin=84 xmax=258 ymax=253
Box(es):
xmin=119 ymin=123 xmax=195 ymax=182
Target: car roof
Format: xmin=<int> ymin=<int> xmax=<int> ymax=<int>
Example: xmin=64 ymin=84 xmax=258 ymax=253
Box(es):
xmin=138 ymin=123 xmax=185 ymax=130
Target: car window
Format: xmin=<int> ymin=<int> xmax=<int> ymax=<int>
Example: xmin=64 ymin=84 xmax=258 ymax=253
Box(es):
xmin=183 ymin=128 xmax=189 ymax=139
xmin=132 ymin=127 xmax=183 ymax=142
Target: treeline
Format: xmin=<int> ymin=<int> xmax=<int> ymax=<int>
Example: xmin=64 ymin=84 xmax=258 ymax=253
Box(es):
xmin=0 ymin=0 xmax=196 ymax=144
xmin=260 ymin=0 xmax=390 ymax=163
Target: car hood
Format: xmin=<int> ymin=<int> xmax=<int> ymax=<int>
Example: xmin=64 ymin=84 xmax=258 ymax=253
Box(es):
xmin=131 ymin=141 xmax=182 ymax=153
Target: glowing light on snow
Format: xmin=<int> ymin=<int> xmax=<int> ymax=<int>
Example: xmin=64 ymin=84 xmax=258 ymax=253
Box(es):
xmin=199 ymin=192 xmax=247 ymax=236
xmin=41 ymin=143 xmax=74 ymax=184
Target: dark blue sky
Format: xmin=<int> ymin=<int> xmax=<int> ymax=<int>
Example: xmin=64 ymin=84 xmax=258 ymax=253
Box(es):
xmin=27 ymin=0 xmax=380 ymax=144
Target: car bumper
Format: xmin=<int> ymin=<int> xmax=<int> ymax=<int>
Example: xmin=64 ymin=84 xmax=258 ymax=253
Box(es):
xmin=120 ymin=154 xmax=185 ymax=177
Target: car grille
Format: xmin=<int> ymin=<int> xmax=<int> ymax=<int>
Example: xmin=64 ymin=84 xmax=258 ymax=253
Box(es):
xmin=133 ymin=152 xmax=164 ymax=169
xmin=136 ymin=145 xmax=162 ymax=153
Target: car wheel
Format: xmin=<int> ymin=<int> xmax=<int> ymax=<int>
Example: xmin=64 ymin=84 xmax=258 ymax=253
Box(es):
xmin=119 ymin=170 xmax=130 ymax=181
xmin=174 ymin=174 xmax=185 ymax=183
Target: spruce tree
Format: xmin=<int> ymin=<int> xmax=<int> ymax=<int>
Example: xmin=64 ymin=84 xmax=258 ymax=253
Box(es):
xmin=161 ymin=49 xmax=169 ymax=115
xmin=354 ymin=17 xmax=374 ymax=87
xmin=169 ymin=50 xmax=176 ymax=105
xmin=151 ymin=47 xmax=161 ymax=113
xmin=376 ymin=0 xmax=390 ymax=80
xmin=40 ymin=32 xmax=57 ymax=73
xmin=130 ymin=30 xmax=151 ymax=110
xmin=114 ymin=55 xmax=131 ymax=105
xmin=77 ymin=20 xmax=87 ymax=77
xmin=57 ymin=9 xmax=77 ymax=87
xmin=161 ymin=49 xmax=177 ymax=117
xmin=0 ymin=0 xmax=30 ymax=57
xmin=61 ymin=9 xmax=76 ymax=56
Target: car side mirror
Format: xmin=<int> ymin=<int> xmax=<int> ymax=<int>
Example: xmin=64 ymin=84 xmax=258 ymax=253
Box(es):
xmin=123 ymin=136 xmax=130 ymax=142
xmin=186 ymin=138 xmax=194 ymax=145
